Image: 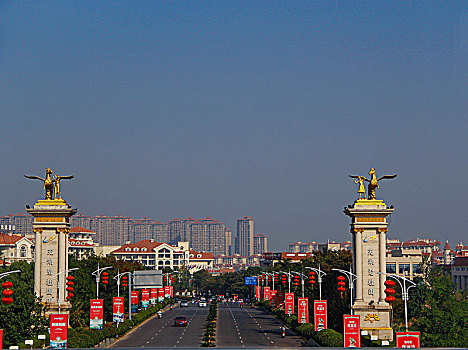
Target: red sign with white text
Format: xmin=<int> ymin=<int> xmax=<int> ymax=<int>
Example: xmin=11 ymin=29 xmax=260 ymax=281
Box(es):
xmin=151 ymin=288 xmax=158 ymax=304
xmin=164 ymin=285 xmax=170 ymax=298
xmin=298 ymin=298 xmax=309 ymax=323
xmin=50 ymin=314 xmax=68 ymax=349
xmin=270 ymin=289 xmax=277 ymax=307
xmin=343 ymin=315 xmax=361 ymax=348
xmin=285 ymin=292 xmax=294 ymax=315
xmin=396 ymin=332 xmax=420 ymax=348
xmin=131 ymin=291 xmax=139 ymax=304
xmin=314 ymin=300 xmax=327 ymax=331
xmin=264 ymin=286 xmax=270 ymax=301
xmin=277 ymin=290 xmax=285 ymax=307
xmin=0 ymin=329 xmax=3 ymax=350
xmin=90 ymin=299 xmax=104 ymax=330
xmin=141 ymin=289 xmax=150 ymax=307
xmin=113 ymin=297 xmax=124 ymax=323
xmin=169 ymin=285 xmax=174 ymax=297
xmin=255 ymin=286 xmax=261 ymax=299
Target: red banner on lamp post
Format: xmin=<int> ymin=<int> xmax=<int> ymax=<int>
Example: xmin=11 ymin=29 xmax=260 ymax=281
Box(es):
xmin=277 ymin=290 xmax=285 ymax=307
xmin=131 ymin=291 xmax=139 ymax=312
xmin=50 ymin=314 xmax=68 ymax=349
xmin=343 ymin=315 xmax=361 ymax=348
xmin=151 ymin=288 xmax=158 ymax=304
xmin=113 ymin=297 xmax=124 ymax=323
xmin=285 ymin=292 xmax=294 ymax=316
xmin=264 ymin=286 xmax=271 ymax=301
xmin=270 ymin=289 xmax=277 ymax=307
xmin=255 ymin=286 xmax=261 ymax=299
xmin=164 ymin=286 xmax=170 ymax=298
xmin=90 ymin=299 xmax=104 ymax=330
xmin=298 ymin=297 xmax=309 ymax=323
xmin=141 ymin=289 xmax=150 ymax=308
xmin=169 ymin=286 xmax=174 ymax=297
xmin=314 ymin=300 xmax=327 ymax=331
xmin=158 ymin=288 xmax=164 ymax=302
xmin=396 ymin=332 xmax=420 ymax=348
xmin=0 ymin=329 xmax=4 ymax=350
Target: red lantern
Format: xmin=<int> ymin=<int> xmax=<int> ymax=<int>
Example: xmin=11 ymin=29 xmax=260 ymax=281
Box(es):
xmin=66 ymin=275 xmax=74 ymax=281
xmin=384 ymin=280 xmax=396 ymax=303
xmin=66 ymin=287 xmax=74 ymax=292
xmin=384 ymin=280 xmax=395 ymax=287
xmin=2 ymin=297 xmax=13 ymax=305
xmin=2 ymin=281 xmax=13 ymax=289
xmin=282 ymin=275 xmax=287 ymax=284
xmin=2 ymin=289 xmax=13 ymax=297
xmin=385 ymin=295 xmax=396 ymax=303
xmin=67 ymin=293 xmax=74 ymax=298
xmin=337 ymin=275 xmax=346 ymax=298
xmin=66 ymin=281 xmax=74 ymax=286
xmin=122 ymin=283 xmax=128 ymax=287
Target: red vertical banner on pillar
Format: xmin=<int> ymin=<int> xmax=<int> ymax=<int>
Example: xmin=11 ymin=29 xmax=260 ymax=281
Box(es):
xmin=113 ymin=297 xmax=124 ymax=323
xmin=0 ymin=329 xmax=3 ymax=350
xmin=277 ymin=290 xmax=285 ymax=307
xmin=285 ymin=292 xmax=294 ymax=315
xmin=169 ymin=286 xmax=174 ymax=297
xmin=164 ymin=285 xmax=170 ymax=298
xmin=150 ymin=288 xmax=158 ymax=304
xmin=158 ymin=288 xmax=164 ymax=302
xmin=90 ymin=299 xmax=104 ymax=330
xmin=314 ymin=300 xmax=327 ymax=331
xmin=396 ymin=332 xmax=420 ymax=348
xmin=131 ymin=291 xmax=139 ymax=312
xmin=50 ymin=314 xmax=68 ymax=349
xmin=255 ymin=286 xmax=261 ymax=299
xmin=264 ymin=286 xmax=271 ymax=301
xmin=343 ymin=315 xmax=361 ymax=348
xmin=298 ymin=297 xmax=309 ymax=323
xmin=141 ymin=289 xmax=150 ymax=308
xmin=270 ymin=290 xmax=277 ymax=308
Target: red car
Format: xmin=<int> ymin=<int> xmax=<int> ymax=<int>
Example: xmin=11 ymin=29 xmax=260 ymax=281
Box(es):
xmin=174 ymin=316 xmax=187 ymax=327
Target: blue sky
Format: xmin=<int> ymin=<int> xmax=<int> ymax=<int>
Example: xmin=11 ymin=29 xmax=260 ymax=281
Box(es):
xmin=1 ymin=2 xmax=467 ymax=250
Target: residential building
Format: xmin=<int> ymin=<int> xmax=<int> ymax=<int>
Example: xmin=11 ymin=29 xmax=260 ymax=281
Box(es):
xmin=253 ymin=233 xmax=268 ymax=254
xmin=224 ymin=227 xmax=232 ymax=255
xmin=236 ymin=216 xmax=254 ymax=256
xmin=0 ymin=232 xmax=34 ymax=264
xmin=68 ymin=226 xmax=97 ymax=259
xmin=0 ymin=213 xmax=33 ymax=237
xmin=289 ymin=241 xmax=320 ymax=253
xmin=452 ymin=257 xmax=468 ymax=291
xmin=386 ymin=249 xmax=424 ymax=279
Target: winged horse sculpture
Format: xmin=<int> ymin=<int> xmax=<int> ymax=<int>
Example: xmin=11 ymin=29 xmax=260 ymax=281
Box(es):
xmin=349 ymin=168 xmax=397 ymax=200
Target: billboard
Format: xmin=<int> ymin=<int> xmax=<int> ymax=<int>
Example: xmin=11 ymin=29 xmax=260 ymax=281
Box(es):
xmin=133 ymin=270 xmax=162 ymax=289
xmin=298 ymin=298 xmax=309 ymax=324
xmin=314 ymin=300 xmax=327 ymax=331
xmin=141 ymin=289 xmax=150 ymax=308
xmin=396 ymin=332 xmax=420 ymax=348
xmin=131 ymin=291 xmax=139 ymax=312
xmin=113 ymin=297 xmax=125 ymax=323
xmin=90 ymin=299 xmax=104 ymax=330
xmin=285 ymin=292 xmax=294 ymax=316
xmin=50 ymin=314 xmax=68 ymax=349
xmin=264 ymin=287 xmax=271 ymax=301
xmin=151 ymin=288 xmax=158 ymax=304
xmin=343 ymin=315 xmax=360 ymax=348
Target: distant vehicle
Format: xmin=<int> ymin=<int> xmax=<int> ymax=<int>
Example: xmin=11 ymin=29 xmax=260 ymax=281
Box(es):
xmin=174 ymin=316 xmax=187 ymax=327
xmin=199 ymin=300 xmax=207 ymax=307
xmin=180 ymin=300 xmax=189 ymax=307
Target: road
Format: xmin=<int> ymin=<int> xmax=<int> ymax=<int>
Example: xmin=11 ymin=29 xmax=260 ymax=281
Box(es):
xmin=216 ymin=302 xmax=302 ymax=348
xmin=111 ymin=301 xmax=302 ymax=348
xmin=111 ymin=303 xmax=208 ymax=348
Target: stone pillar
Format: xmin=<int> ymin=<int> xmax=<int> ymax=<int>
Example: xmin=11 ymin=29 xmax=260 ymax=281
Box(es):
xmin=344 ymin=199 xmax=394 ymax=341
xmin=27 ymin=199 xmax=76 ymax=315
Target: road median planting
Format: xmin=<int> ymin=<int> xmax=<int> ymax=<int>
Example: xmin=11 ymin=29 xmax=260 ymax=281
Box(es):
xmin=201 ymin=301 xmax=218 ymax=347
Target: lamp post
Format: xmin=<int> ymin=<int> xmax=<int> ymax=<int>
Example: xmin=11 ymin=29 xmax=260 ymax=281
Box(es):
xmin=92 ymin=264 xmax=112 ymax=299
xmin=291 ymin=271 xmax=307 ymax=298
xmin=113 ymin=271 xmax=132 ymax=321
xmin=305 ymin=265 xmax=327 ymax=300
xmin=50 ymin=268 xmax=79 ymax=314
xmin=378 ymin=271 xmax=416 ymax=331
xmin=279 ymin=270 xmax=294 ymax=293
xmin=332 ymin=268 xmax=359 ymax=315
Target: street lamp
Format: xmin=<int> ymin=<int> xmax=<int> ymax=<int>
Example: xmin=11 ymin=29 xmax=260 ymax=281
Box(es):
xmin=378 ymin=271 xmax=416 ymax=331
xmin=279 ymin=270 xmax=294 ymax=293
xmin=92 ymin=264 xmax=112 ymax=299
xmin=305 ymin=265 xmax=327 ymax=300
xmin=291 ymin=271 xmax=307 ymax=298
xmin=50 ymin=268 xmax=79 ymax=314
xmin=332 ymin=268 xmax=359 ymax=315
xmin=113 ymin=271 xmax=132 ymax=321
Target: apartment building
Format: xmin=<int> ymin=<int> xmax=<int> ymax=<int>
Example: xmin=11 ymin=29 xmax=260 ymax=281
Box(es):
xmin=253 ymin=233 xmax=268 ymax=254
xmin=236 ymin=216 xmax=254 ymax=256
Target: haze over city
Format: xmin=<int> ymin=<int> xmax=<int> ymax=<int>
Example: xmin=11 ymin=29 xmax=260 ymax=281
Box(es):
xmin=1 ymin=2 xmax=467 ymax=250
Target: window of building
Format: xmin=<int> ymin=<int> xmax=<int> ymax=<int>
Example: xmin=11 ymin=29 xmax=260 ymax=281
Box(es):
xmin=133 ymin=248 xmax=139 ymax=252
xmin=125 ymin=248 xmax=131 ymax=251
xmin=399 ymin=263 xmax=410 ymax=274
xmin=142 ymin=248 xmax=147 ymax=251
xmin=413 ymin=263 xmax=422 ymax=274
xmin=386 ymin=264 xmax=396 ymax=273
xmin=20 ymin=246 xmax=27 ymax=258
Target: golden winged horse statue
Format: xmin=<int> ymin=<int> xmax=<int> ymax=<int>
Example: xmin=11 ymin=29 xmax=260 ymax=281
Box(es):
xmin=349 ymin=168 xmax=397 ymax=200
xmin=24 ymin=168 xmax=74 ymax=200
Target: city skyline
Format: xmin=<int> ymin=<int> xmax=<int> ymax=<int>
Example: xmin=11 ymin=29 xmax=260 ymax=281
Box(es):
xmin=1 ymin=2 xmax=467 ymax=250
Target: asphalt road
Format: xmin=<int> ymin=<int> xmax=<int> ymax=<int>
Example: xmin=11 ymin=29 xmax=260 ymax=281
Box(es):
xmin=216 ymin=302 xmax=303 ymax=348
xmin=111 ymin=303 xmax=209 ymax=348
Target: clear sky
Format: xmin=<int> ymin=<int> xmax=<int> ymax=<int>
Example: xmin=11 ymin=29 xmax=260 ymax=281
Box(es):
xmin=1 ymin=2 xmax=467 ymax=250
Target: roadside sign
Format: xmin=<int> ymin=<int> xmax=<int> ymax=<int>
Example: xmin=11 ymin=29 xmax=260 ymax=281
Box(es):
xmin=170 ymin=286 xmax=174 ymax=297
xmin=151 ymin=288 xmax=158 ymax=304
xmin=298 ymin=298 xmax=309 ymax=323
xmin=277 ymin=290 xmax=285 ymax=307
xmin=314 ymin=300 xmax=327 ymax=331
xmin=343 ymin=315 xmax=360 ymax=348
xmin=141 ymin=289 xmax=150 ymax=308
xmin=158 ymin=288 xmax=164 ymax=302
xmin=50 ymin=314 xmax=68 ymax=349
xmin=264 ymin=286 xmax=271 ymax=301
xmin=285 ymin=292 xmax=294 ymax=316
xmin=255 ymin=286 xmax=261 ymax=299
xmin=131 ymin=291 xmax=139 ymax=312
xmin=90 ymin=299 xmax=104 ymax=330
xmin=0 ymin=329 xmax=3 ymax=350
xmin=164 ymin=286 xmax=170 ymax=298
xmin=396 ymin=332 xmax=420 ymax=348
xmin=113 ymin=297 xmax=124 ymax=323
xmin=270 ymin=289 xmax=277 ymax=308
xmin=245 ymin=277 xmax=257 ymax=285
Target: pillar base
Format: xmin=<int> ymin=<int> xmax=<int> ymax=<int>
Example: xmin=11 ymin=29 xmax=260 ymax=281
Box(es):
xmin=353 ymin=302 xmax=393 ymax=340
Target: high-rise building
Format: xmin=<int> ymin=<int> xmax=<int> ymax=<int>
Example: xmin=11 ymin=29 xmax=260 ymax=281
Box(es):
xmin=225 ymin=227 xmax=232 ymax=255
xmin=0 ymin=213 xmax=33 ymax=237
xmin=236 ymin=216 xmax=254 ymax=256
xmin=253 ymin=233 xmax=268 ymax=254
xmin=89 ymin=214 xmax=132 ymax=246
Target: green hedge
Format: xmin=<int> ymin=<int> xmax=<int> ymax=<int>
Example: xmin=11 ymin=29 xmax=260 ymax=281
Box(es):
xmin=313 ymin=328 xmax=343 ymax=347
xmin=67 ymin=299 xmax=172 ymax=348
xmin=201 ymin=301 xmax=218 ymax=347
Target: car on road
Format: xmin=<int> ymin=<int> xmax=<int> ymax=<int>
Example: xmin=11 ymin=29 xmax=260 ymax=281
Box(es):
xmin=198 ymin=300 xmax=207 ymax=307
xmin=174 ymin=316 xmax=187 ymax=327
xmin=180 ymin=300 xmax=189 ymax=307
